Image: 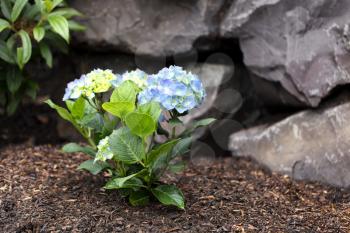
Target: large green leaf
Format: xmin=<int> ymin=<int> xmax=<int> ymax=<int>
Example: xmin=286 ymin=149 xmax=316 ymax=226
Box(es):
xmin=125 ymin=112 xmax=155 ymax=139
xmin=48 ymin=14 xmax=69 ymax=42
xmin=77 ymin=160 xmax=110 ymax=175
xmin=151 ymin=185 xmax=185 ymax=209
xmin=129 ymin=190 xmax=150 ymax=206
xmin=45 ymin=99 xmax=74 ymax=123
xmin=11 ymin=0 xmax=28 ymax=22
xmin=0 ymin=19 xmax=10 ymax=33
xmin=102 ymin=101 xmax=135 ymax=119
xmin=33 ymin=26 xmax=45 ymax=42
xmin=110 ymin=81 xmax=137 ymax=102
xmin=137 ymin=101 xmax=161 ymax=122
xmin=108 ymin=127 xmax=145 ymax=164
xmin=104 ymin=173 xmax=145 ymax=190
xmin=39 ymin=42 xmax=53 ymax=68
xmin=62 ymin=142 xmax=96 ymax=157
xmin=16 ymin=30 xmax=32 ymax=69
xmin=6 ymin=67 xmax=22 ymax=93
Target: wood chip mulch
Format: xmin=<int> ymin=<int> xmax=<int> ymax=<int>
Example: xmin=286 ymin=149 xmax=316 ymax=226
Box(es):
xmin=1 ymin=145 xmax=350 ymax=232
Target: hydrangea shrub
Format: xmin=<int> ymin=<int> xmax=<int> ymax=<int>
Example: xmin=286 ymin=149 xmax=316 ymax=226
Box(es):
xmin=46 ymin=66 xmax=215 ymax=209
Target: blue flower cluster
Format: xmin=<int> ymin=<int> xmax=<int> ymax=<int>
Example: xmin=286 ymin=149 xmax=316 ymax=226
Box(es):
xmin=138 ymin=66 xmax=205 ymax=113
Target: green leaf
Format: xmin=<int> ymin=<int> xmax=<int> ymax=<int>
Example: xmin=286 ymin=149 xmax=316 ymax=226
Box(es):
xmin=39 ymin=42 xmax=53 ymax=68
xmin=52 ymin=0 xmax=63 ymax=10
xmin=48 ymin=14 xmax=69 ymax=42
xmin=0 ymin=41 xmax=15 ymax=63
xmin=68 ymin=20 xmax=86 ymax=31
xmin=182 ymin=118 xmax=216 ymax=136
xmin=0 ymin=19 xmax=10 ymax=33
xmin=1 ymin=0 xmax=12 ymax=20
xmin=137 ymin=101 xmax=161 ymax=122
xmin=129 ymin=190 xmax=150 ymax=206
xmin=193 ymin=118 xmax=216 ymax=128
xmin=45 ymin=99 xmax=74 ymax=123
xmin=6 ymin=67 xmax=22 ymax=93
xmin=108 ymin=127 xmax=145 ymax=164
xmin=34 ymin=0 xmax=43 ymax=13
xmin=11 ymin=0 xmax=28 ymax=22
xmin=33 ymin=26 xmax=45 ymax=42
xmin=62 ymin=142 xmax=96 ymax=157
xmin=44 ymin=30 xmax=68 ymax=53
xmin=6 ymin=95 xmax=20 ymax=115
xmin=71 ymin=96 xmax=85 ymax=119
xmin=110 ymin=81 xmax=137 ymax=102
xmin=51 ymin=8 xmax=83 ymax=18
xmin=17 ymin=30 xmax=32 ymax=69
xmin=78 ymin=160 xmax=109 ymax=175
xmin=104 ymin=173 xmax=144 ymax=190
xmin=168 ymin=118 xmax=183 ymax=127
xmin=171 ymin=137 xmax=192 ymax=158
xmin=23 ymin=4 xmax=40 ymax=18
xmin=151 ymin=185 xmax=185 ymax=209
xmin=102 ymin=101 xmax=135 ymax=120
xmin=147 ymin=139 xmax=180 ymax=170
xmin=125 ymin=112 xmax=156 ymax=139
xmin=169 ymin=161 xmax=186 ymax=173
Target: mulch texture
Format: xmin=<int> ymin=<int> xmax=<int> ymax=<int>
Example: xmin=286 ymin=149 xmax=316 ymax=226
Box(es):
xmin=1 ymin=145 xmax=350 ymax=232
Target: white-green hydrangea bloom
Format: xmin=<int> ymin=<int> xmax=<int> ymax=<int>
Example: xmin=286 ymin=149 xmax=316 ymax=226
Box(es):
xmin=63 ymin=69 xmax=118 ymax=101
xmin=112 ymin=69 xmax=148 ymax=89
xmin=86 ymin=69 xmax=116 ymax=93
xmin=94 ymin=136 xmax=114 ymax=162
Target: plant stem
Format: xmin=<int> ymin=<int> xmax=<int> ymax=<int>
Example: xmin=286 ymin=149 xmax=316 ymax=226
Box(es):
xmin=86 ymin=136 xmax=97 ymax=150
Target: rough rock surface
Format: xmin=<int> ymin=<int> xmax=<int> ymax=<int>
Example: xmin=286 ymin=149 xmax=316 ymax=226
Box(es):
xmin=71 ymin=0 xmax=227 ymax=56
xmin=229 ymin=98 xmax=350 ymax=188
xmin=222 ymin=0 xmax=350 ymax=106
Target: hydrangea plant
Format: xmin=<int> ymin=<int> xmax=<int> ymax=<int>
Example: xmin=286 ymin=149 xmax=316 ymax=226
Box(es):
xmin=46 ymin=66 xmax=215 ymax=209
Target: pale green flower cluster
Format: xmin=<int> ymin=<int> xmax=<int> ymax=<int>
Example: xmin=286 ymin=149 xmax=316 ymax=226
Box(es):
xmin=94 ymin=136 xmax=113 ymax=162
xmin=63 ymin=69 xmax=117 ymax=101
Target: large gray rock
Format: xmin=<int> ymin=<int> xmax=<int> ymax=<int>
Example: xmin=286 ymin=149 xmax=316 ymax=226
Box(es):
xmin=71 ymin=0 xmax=226 ymax=56
xmin=221 ymin=0 xmax=350 ymax=107
xmin=229 ymin=97 xmax=350 ymax=187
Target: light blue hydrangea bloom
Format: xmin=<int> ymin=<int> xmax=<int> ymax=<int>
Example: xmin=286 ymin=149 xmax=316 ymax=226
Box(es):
xmin=111 ymin=69 xmax=148 ymax=89
xmin=138 ymin=66 xmax=205 ymax=113
xmin=94 ymin=136 xmax=114 ymax=162
xmin=63 ymin=75 xmax=95 ymax=101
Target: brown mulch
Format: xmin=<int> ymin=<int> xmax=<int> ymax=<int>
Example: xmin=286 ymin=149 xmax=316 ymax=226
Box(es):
xmin=1 ymin=145 xmax=350 ymax=232
xmin=0 ymin=104 xmax=63 ymax=148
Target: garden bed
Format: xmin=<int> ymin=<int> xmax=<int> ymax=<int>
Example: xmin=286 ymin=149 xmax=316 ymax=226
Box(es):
xmin=1 ymin=145 xmax=349 ymax=232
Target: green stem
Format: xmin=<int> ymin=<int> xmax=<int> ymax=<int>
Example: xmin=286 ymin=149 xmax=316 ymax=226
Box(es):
xmin=86 ymin=136 xmax=97 ymax=150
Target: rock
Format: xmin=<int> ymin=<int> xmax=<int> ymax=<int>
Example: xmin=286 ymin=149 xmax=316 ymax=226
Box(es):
xmin=221 ymin=0 xmax=350 ymax=107
xmin=229 ymin=97 xmax=350 ymax=188
xmin=71 ymin=0 xmax=227 ymax=56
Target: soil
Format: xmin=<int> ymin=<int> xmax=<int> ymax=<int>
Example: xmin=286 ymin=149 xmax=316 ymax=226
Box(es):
xmin=0 ymin=103 xmax=63 ymax=148
xmin=1 ymin=145 xmax=350 ymax=232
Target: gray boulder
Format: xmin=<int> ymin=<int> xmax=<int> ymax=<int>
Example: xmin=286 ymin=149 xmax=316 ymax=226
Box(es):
xmin=71 ymin=0 xmax=226 ymax=56
xmin=229 ymin=97 xmax=350 ymax=187
xmin=221 ymin=0 xmax=350 ymax=106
